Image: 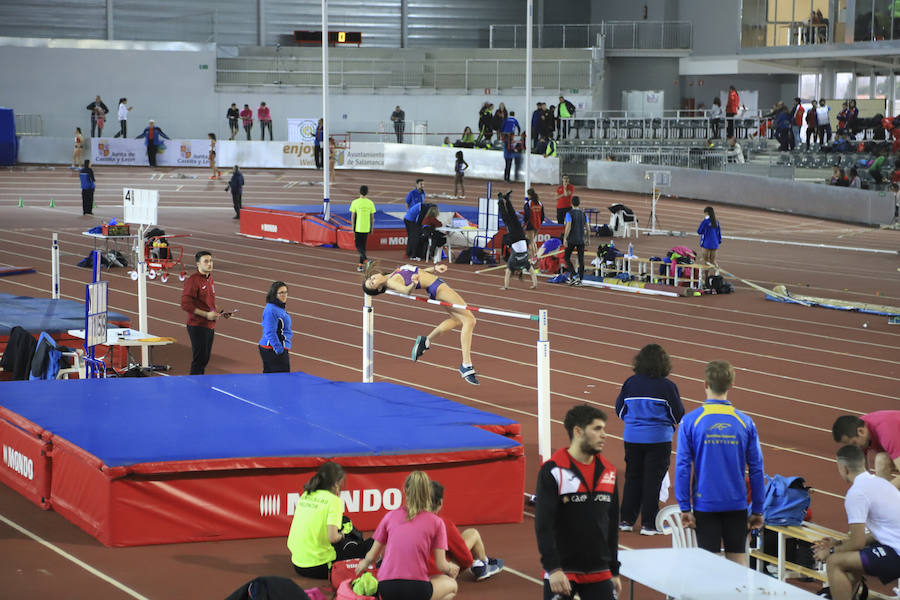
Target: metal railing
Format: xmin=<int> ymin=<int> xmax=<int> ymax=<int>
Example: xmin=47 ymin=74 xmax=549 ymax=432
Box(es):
xmin=217 ymin=57 xmax=592 ymax=90
xmin=14 ymin=114 xmax=42 ymax=136
xmin=489 ymin=21 xmax=692 ymax=50
xmin=558 ymin=115 xmax=766 ymax=145
xmin=559 ymin=144 xmax=727 ymax=180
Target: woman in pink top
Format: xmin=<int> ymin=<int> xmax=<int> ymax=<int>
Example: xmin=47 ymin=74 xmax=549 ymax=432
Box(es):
xmin=239 ymin=104 xmax=253 ymax=140
xmin=356 ymin=471 xmax=459 ymax=600
xmin=258 ymin=102 xmax=272 ymax=140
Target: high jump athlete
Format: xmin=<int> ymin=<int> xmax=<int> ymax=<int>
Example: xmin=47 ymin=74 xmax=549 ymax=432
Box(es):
xmin=363 ymin=262 xmax=478 ymax=385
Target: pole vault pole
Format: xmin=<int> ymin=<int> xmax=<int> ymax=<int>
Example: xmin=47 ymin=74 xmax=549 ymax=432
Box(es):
xmin=536 ymin=309 xmax=551 ymax=462
xmin=51 ymin=232 xmax=60 ymax=299
xmin=321 ymin=0 xmax=331 ymax=221
xmin=524 ymin=0 xmax=533 ymax=198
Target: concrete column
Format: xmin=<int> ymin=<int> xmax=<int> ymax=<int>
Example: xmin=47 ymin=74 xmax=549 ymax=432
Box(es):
xmin=591 ymin=47 xmax=606 ymax=111
xmin=401 ymin=0 xmax=408 ymax=48
xmin=107 ymin=0 xmax=113 ymax=40
xmin=820 ymin=66 xmax=835 ymax=98
xmin=258 ymin=0 xmax=266 ymax=46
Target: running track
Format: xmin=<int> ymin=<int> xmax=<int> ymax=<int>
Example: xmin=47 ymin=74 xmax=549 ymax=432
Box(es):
xmin=0 ymin=164 xmax=897 ymax=599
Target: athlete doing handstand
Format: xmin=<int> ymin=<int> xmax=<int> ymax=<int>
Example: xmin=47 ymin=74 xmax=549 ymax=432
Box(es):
xmin=498 ymin=190 xmax=538 ymax=290
xmin=362 ymin=262 xmax=479 ymax=385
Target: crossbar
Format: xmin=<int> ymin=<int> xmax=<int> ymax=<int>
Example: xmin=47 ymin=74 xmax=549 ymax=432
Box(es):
xmin=384 ymin=290 xmax=540 ymax=321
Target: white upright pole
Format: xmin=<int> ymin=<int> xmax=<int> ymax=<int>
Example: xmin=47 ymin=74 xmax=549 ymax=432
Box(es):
xmin=524 ymin=0 xmax=534 ymax=198
xmin=137 ymin=224 xmax=149 ymax=366
xmin=362 ymin=294 xmax=374 ymax=383
xmin=321 ymin=0 xmax=331 ymax=221
xmin=536 ymin=308 xmax=551 ymax=462
xmin=51 ymin=233 xmax=60 ymax=299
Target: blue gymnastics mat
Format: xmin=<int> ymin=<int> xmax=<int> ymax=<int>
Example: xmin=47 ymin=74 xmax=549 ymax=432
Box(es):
xmin=0 ymin=372 xmax=519 ymax=467
xmin=0 ymin=293 xmax=131 ymax=336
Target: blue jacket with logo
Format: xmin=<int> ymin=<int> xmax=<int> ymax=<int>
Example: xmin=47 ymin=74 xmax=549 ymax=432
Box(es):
xmin=258 ymin=302 xmax=292 ymax=354
xmin=615 ymin=374 xmax=684 ymax=444
xmin=675 ymin=399 xmax=765 ymax=513
xmin=404 ymin=201 xmax=423 ymax=223
xmin=405 ymin=187 xmax=425 ymax=208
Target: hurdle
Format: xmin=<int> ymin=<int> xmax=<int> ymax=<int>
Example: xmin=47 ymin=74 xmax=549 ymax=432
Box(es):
xmin=363 ymin=292 xmax=554 ymax=462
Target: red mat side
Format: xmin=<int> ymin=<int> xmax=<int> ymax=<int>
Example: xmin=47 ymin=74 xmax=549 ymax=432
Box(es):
xmin=0 ymin=415 xmax=51 ymax=509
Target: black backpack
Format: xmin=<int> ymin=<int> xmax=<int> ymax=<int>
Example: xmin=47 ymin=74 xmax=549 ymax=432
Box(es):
xmin=705 ymin=274 xmax=733 ymax=294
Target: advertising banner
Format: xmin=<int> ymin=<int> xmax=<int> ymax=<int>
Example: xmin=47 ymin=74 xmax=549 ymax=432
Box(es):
xmin=286 ymin=118 xmax=319 ymax=143
xmin=216 ymin=140 xmax=316 ymax=169
xmin=91 ymin=138 xmax=210 ymax=167
xmin=333 ymin=141 xmax=385 ymax=170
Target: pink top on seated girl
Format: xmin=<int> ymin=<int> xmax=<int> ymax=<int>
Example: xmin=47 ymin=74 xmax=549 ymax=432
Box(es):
xmin=373 ymin=508 xmax=447 ymax=582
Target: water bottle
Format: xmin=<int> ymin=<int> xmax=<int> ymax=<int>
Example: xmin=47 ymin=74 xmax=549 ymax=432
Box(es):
xmin=627 ymin=242 xmax=634 ymax=258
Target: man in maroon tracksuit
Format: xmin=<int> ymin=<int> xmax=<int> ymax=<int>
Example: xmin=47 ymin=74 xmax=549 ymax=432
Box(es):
xmin=535 ymin=404 xmax=621 ymax=600
xmin=180 ymin=251 xmax=229 ymax=374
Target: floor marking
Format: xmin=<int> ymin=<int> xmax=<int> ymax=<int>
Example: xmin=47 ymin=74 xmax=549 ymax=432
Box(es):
xmin=0 ymin=513 xmax=152 ymax=600
xmin=175 ymin=185 xmax=183 ymax=192
xmin=722 ymin=235 xmax=898 ymax=255
xmin=211 ymin=386 xmax=280 ymax=414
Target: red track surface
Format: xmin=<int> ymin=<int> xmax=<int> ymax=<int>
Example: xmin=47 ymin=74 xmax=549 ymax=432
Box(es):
xmin=1 ymin=165 xmax=898 ymax=599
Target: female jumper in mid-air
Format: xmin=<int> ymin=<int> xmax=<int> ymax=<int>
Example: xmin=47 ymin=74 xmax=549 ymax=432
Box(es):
xmin=363 ymin=262 xmax=479 ymax=385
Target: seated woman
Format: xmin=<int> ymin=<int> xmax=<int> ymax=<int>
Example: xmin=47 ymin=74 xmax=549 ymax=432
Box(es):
xmin=287 ymin=461 xmax=372 ymax=579
xmin=497 ymin=190 xmax=537 ymax=290
xmin=420 ymin=206 xmax=448 ymax=262
xmin=457 ymin=126 xmax=476 ymax=147
xmin=363 ymin=262 xmax=479 ymax=385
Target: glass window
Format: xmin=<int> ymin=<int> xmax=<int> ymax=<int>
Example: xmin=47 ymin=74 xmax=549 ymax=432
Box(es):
xmin=855 ymin=0 xmax=875 ymax=41
xmin=834 ymin=72 xmax=854 ymax=99
xmin=874 ymin=75 xmax=888 ymax=98
xmin=800 ymin=73 xmax=820 ymax=99
xmin=857 ymin=74 xmax=872 ymax=98
xmin=874 ymin=0 xmax=892 ymax=39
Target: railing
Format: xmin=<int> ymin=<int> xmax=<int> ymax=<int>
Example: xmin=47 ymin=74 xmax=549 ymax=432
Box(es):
xmin=558 ymin=115 xmax=766 ymax=146
xmin=489 ymin=21 xmax=692 ymax=50
xmin=559 ymin=143 xmax=728 ymax=179
xmin=217 ymin=57 xmax=592 ymax=90
xmin=14 ymin=114 xmax=43 ymax=136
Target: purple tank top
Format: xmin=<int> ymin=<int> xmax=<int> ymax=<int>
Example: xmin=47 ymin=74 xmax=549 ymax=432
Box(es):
xmin=392 ymin=265 xmax=420 ymax=289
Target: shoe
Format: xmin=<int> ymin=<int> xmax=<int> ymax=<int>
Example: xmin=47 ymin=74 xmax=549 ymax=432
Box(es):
xmin=232 ymin=215 xmax=240 ymax=219
xmin=356 ymin=263 xmax=364 ymax=272
xmin=459 ymin=364 xmax=479 ymax=385
xmin=618 ymin=521 xmax=634 ymax=532
xmin=573 ymin=279 xmax=583 ymax=287
xmin=411 ymin=336 xmax=428 ymax=361
xmin=567 ymin=277 xmax=577 ymax=285
xmin=640 ymin=526 xmax=664 ymax=536
xmin=470 ymin=558 xmax=504 ymax=581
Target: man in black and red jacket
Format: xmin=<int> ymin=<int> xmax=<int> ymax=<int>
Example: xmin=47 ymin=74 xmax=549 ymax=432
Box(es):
xmin=535 ymin=404 xmax=621 ymax=600
xmin=180 ymin=250 xmax=230 ymax=374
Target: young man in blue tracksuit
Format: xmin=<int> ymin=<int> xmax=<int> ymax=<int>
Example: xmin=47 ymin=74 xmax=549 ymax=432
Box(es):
xmin=675 ymin=360 xmax=765 ymax=565
xmin=403 ymin=198 xmax=425 ymax=260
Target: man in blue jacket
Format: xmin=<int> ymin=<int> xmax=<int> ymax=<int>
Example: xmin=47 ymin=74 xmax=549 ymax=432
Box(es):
xmin=675 ymin=360 xmax=765 ymax=565
xmin=136 ymin=119 xmax=170 ymax=168
xmin=403 ymin=179 xmax=426 ymax=259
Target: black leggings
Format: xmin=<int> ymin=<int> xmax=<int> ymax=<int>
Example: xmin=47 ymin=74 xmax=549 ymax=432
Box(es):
xmin=81 ymin=189 xmax=94 ymax=215
xmin=564 ymin=243 xmax=585 ymax=280
xmin=119 ymin=120 xmax=127 ymax=137
xmin=378 ymin=579 xmax=432 ymax=600
xmin=620 ymin=441 xmax=671 ymax=528
xmin=498 ymin=195 xmax=526 ymax=244
xmin=186 ymin=325 xmax=215 ymax=375
xmin=695 ymin=509 xmax=749 ymax=554
xmin=244 ymin=124 xmax=252 ymax=140
xmin=260 ymin=121 xmax=272 ymax=140
xmin=291 ymin=537 xmax=375 ymax=580
xmin=354 ymin=231 xmax=369 ymax=263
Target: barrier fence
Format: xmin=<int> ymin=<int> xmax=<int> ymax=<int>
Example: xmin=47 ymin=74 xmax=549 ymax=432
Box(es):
xmin=488 ymin=21 xmax=692 ymax=50
xmin=362 ymin=294 xmax=554 ymax=462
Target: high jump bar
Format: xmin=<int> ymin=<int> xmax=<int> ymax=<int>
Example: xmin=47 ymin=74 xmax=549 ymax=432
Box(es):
xmin=363 ymin=294 xmax=554 ymax=462
xmin=384 ymin=290 xmax=540 ymax=321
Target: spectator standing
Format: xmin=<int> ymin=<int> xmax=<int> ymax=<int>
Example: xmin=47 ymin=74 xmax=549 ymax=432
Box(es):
xmin=355 ymin=471 xmax=459 ymax=600
xmin=114 ymin=98 xmax=132 ymax=138
xmin=805 ymin=101 xmax=818 ymax=150
xmin=534 ymin=404 xmax=621 ymax=600
xmin=86 ymin=95 xmax=108 ymax=137
xmin=725 ymin=86 xmax=740 ymax=139
xmin=391 ymin=106 xmax=406 ymax=143
xmin=847 ymin=99 xmax=860 ymax=136
xmin=225 ymin=165 xmax=244 ymax=219
xmin=226 ymin=103 xmax=240 ymax=140
xmin=314 ymin=118 xmax=324 ymax=169
xmin=136 ymin=119 xmax=169 ymax=168
xmin=675 ymin=360 xmax=765 ymax=565
xmin=697 ymin=206 xmax=722 ymax=267
xmin=258 ymin=281 xmax=292 ymax=373
xmin=240 ymin=104 xmax=253 ymax=140
xmin=493 ymin=103 xmax=509 ymax=141
xmin=404 ymin=179 xmax=426 ymax=259
xmin=72 ymin=127 xmax=84 ymax=170
xmin=791 ymin=97 xmax=805 ymax=148
xmin=832 ymin=411 xmax=900 ymax=489
xmin=208 ymin=133 xmax=220 ymax=180
xmin=543 ymin=103 xmax=556 ymax=141
xmin=523 ymin=188 xmax=545 ymax=260
xmin=181 ymin=251 xmax=230 ymax=375
xmin=812 ymin=445 xmax=900 ymax=600
xmin=836 ymin=101 xmax=851 ymax=137
xmin=258 ymin=102 xmax=273 ymax=141
xmin=453 ymin=151 xmax=468 ymax=199
xmin=816 ymin=98 xmax=832 ymax=147
xmin=708 ymin=97 xmax=724 ymax=139
xmin=288 ymin=462 xmax=373 ymax=579
xmin=501 ymin=111 xmax=522 ymax=149
xmin=615 ymin=344 xmax=684 ymax=535
xmin=427 ymin=480 xmax=503 ymax=581
xmin=563 ymin=196 xmax=588 ymax=286
xmin=557 ymin=95 xmax=576 ymax=139
xmin=555 ymin=174 xmax=574 ymax=223
xmin=350 ymin=185 xmax=376 ymax=271
xmin=79 ymin=159 xmax=95 ymax=216
xmin=477 ymin=102 xmax=494 ymax=144
xmin=531 ymin=103 xmax=543 ymax=150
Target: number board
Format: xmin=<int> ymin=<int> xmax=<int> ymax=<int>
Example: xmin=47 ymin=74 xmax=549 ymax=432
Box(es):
xmin=123 ymin=188 xmax=159 ymax=225
xmin=85 ymin=281 xmax=108 ymax=347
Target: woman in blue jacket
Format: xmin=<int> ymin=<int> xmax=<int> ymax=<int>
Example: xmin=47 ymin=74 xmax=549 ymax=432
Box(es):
xmin=258 ymin=281 xmax=292 ymax=373
xmin=615 ymin=344 xmax=684 ymax=535
xmin=697 ymin=206 xmax=722 ymax=267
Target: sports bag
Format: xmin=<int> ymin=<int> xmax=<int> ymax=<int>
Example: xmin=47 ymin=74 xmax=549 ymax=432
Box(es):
xmin=762 ymin=475 xmax=811 ymax=526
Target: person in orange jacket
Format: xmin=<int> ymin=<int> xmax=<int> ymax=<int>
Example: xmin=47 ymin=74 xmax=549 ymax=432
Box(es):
xmin=725 ymin=86 xmax=740 ymax=138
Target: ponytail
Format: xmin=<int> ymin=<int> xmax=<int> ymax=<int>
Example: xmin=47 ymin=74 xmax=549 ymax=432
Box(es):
xmin=704 ymin=206 xmax=718 ymax=228
xmin=403 ymin=471 xmax=432 ymax=519
xmin=303 ymin=461 xmax=345 ymax=494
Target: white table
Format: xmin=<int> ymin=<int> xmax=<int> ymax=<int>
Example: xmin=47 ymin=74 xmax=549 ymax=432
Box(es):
xmin=67 ymin=328 xmax=174 ymax=370
xmin=620 ymin=547 xmax=822 ymax=600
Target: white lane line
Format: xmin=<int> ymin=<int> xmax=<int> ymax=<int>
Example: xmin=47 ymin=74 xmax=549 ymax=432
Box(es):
xmin=0 ymin=513 xmax=152 ymax=600
xmin=211 ymin=386 xmax=280 ymax=414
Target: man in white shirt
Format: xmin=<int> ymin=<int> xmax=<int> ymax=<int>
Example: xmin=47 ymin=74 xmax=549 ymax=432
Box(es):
xmin=726 ymin=136 xmax=745 ymax=164
xmin=813 ymin=445 xmax=900 ymax=600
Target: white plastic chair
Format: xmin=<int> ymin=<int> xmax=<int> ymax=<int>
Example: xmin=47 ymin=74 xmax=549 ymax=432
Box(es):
xmin=655 ymin=504 xmax=697 ymax=549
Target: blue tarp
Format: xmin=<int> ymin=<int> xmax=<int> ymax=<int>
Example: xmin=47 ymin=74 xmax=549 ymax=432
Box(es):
xmin=0 ymin=293 xmax=131 ymax=336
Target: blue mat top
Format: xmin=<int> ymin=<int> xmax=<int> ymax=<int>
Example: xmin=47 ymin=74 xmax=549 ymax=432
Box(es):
xmin=0 ymin=293 xmax=131 ymax=337
xmin=0 ymin=372 xmax=519 ymax=467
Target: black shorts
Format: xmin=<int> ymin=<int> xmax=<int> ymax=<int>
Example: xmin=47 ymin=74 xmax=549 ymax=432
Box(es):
xmin=377 ymin=579 xmax=432 ymax=600
xmin=694 ymin=509 xmax=748 ymax=554
xmin=507 ymin=251 xmax=530 ymax=271
xmin=860 ymin=544 xmax=900 ymax=584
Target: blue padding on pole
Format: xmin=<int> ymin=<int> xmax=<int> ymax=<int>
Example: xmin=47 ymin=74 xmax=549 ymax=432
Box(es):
xmin=0 ymin=372 xmax=519 ymax=467
xmin=0 ymin=107 xmax=18 ymax=165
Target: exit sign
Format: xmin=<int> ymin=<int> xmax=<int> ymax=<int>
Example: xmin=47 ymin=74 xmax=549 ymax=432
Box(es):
xmin=199 ymin=64 xmax=209 ymax=70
